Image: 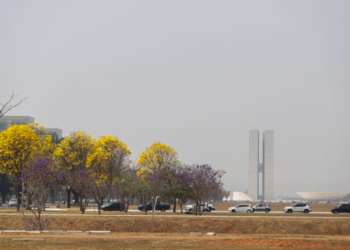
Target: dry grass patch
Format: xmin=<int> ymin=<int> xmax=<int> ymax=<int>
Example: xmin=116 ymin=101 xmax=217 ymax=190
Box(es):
xmin=0 ymin=233 xmax=350 ymax=250
xmin=1 ymin=214 xmax=350 ymax=235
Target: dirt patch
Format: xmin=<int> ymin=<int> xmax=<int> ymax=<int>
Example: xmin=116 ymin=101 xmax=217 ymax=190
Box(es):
xmin=209 ymin=238 xmax=350 ymax=249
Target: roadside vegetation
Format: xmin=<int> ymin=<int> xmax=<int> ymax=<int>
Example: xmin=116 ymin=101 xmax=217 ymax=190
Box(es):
xmin=0 ymin=93 xmax=227 ymax=230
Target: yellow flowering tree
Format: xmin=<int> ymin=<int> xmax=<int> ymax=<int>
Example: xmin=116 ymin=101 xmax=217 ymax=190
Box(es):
xmin=96 ymin=136 xmax=131 ymax=191
xmin=54 ymin=131 xmax=95 ymax=212
xmin=87 ymin=136 xmax=131 ymax=214
xmin=137 ymin=142 xmax=180 ymax=178
xmin=0 ymin=124 xmax=52 ymax=212
xmin=136 ymin=142 xmax=180 ymax=211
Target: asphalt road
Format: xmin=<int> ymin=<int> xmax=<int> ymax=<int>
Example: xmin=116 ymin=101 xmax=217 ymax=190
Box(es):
xmin=1 ymin=212 xmax=349 ymax=219
xmin=0 ymin=205 xmax=343 ymax=217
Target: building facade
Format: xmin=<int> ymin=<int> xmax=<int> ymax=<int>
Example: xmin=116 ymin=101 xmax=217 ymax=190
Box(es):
xmin=248 ymin=130 xmax=274 ymax=200
xmin=45 ymin=128 xmax=63 ymax=142
xmin=0 ymin=116 xmax=63 ymax=143
xmin=0 ymin=116 xmax=35 ymax=133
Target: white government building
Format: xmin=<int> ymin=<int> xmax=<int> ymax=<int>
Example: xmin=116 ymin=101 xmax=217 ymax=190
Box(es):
xmin=224 ymin=191 xmax=350 ymax=202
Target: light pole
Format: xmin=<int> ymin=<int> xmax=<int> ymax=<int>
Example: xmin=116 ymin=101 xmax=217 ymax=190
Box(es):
xmin=151 ymin=196 xmax=160 ymax=232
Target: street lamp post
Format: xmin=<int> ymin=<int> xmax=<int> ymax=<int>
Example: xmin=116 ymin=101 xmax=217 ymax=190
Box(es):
xmin=151 ymin=196 xmax=160 ymax=232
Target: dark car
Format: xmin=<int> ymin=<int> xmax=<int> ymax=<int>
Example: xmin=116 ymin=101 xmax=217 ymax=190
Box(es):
xmin=101 ymin=202 xmax=125 ymax=211
xmin=253 ymin=204 xmax=271 ymax=213
xmin=138 ymin=202 xmax=170 ymax=212
xmin=331 ymin=203 xmax=350 ymax=214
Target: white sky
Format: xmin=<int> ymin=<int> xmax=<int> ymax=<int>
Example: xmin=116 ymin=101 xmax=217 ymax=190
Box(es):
xmin=1 ymin=0 xmax=349 ymax=196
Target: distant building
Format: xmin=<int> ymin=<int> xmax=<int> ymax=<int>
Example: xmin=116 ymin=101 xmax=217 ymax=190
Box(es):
xmin=224 ymin=192 xmax=253 ymax=202
xmin=297 ymin=192 xmax=350 ymax=202
xmin=45 ymin=128 xmax=63 ymax=142
xmin=0 ymin=116 xmax=35 ymax=133
xmin=0 ymin=116 xmax=62 ymax=143
xmin=248 ymin=130 xmax=274 ymax=200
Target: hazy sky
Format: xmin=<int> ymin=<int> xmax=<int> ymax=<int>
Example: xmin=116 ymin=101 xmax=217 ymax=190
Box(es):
xmin=1 ymin=0 xmax=349 ymax=196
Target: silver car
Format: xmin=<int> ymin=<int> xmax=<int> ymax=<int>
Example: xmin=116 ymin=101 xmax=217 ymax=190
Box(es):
xmin=8 ymin=199 xmax=17 ymax=207
xmin=253 ymin=204 xmax=271 ymax=213
xmin=228 ymin=204 xmax=253 ymax=213
xmin=284 ymin=203 xmax=311 ymax=213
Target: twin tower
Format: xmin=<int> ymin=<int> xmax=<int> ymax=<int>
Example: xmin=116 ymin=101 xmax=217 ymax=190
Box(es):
xmin=248 ymin=130 xmax=274 ymax=201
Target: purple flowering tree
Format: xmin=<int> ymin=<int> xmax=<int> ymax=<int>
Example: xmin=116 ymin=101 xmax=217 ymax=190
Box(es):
xmin=147 ymin=165 xmax=182 ymax=212
xmin=117 ymin=168 xmax=140 ymax=213
xmin=177 ymin=164 xmax=225 ymax=215
xmin=66 ymin=169 xmax=91 ymax=214
xmin=20 ymin=157 xmax=61 ymax=230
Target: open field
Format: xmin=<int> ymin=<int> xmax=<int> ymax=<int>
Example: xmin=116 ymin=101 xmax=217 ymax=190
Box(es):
xmin=1 ymin=210 xmax=350 ymax=249
xmin=1 ymin=233 xmax=350 ymax=250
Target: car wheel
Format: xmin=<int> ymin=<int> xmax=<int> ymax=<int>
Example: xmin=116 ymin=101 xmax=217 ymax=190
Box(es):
xmin=265 ymin=209 xmax=270 ymax=213
xmin=161 ymin=208 xmax=165 ymax=212
xmin=231 ymin=210 xmax=236 ymax=213
xmin=334 ymin=210 xmax=339 ymax=214
xmin=287 ymin=209 xmax=293 ymax=213
xmin=247 ymin=210 xmax=252 ymax=213
xmin=303 ymin=209 xmax=309 ymax=213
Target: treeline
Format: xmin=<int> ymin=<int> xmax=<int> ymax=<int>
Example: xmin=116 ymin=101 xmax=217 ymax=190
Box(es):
xmin=0 ymin=124 xmax=227 ymax=216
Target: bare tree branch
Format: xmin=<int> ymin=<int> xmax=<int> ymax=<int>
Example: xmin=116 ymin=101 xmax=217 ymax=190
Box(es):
xmin=0 ymin=91 xmax=27 ymax=118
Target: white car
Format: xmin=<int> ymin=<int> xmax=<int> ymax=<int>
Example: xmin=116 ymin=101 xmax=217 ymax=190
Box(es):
xmin=208 ymin=204 xmax=215 ymax=210
xmin=228 ymin=204 xmax=253 ymax=213
xmin=185 ymin=204 xmax=211 ymax=213
xmin=8 ymin=199 xmax=17 ymax=207
xmin=284 ymin=203 xmax=312 ymax=213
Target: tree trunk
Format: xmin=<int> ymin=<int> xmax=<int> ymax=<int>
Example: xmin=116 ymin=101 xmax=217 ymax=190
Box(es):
xmin=97 ymin=201 xmax=101 ymax=215
xmin=125 ymin=199 xmax=129 ymax=213
xmin=80 ymin=198 xmax=85 ymax=214
xmin=16 ymin=183 xmax=21 ymax=212
xmin=120 ymin=198 xmax=124 ymax=213
xmin=2 ymin=192 xmax=6 ymax=204
xmin=173 ymin=199 xmax=177 ymax=213
xmin=73 ymin=192 xmax=79 ymax=204
xmin=25 ymin=184 xmax=32 ymax=210
xmin=66 ymin=187 xmax=71 ymax=208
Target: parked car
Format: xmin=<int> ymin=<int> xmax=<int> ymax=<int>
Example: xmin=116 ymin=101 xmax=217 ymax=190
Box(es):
xmin=331 ymin=203 xmax=350 ymax=214
xmin=228 ymin=204 xmax=253 ymax=213
xmin=8 ymin=199 xmax=17 ymax=207
xmin=101 ymin=202 xmax=125 ymax=211
xmin=207 ymin=204 xmax=215 ymax=210
xmin=185 ymin=204 xmax=211 ymax=213
xmin=138 ymin=202 xmax=170 ymax=212
xmin=284 ymin=203 xmax=311 ymax=213
xmin=253 ymin=203 xmax=271 ymax=213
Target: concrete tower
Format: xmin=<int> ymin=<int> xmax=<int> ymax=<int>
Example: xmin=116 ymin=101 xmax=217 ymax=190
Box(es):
xmin=248 ymin=130 xmax=259 ymax=200
xmin=263 ymin=130 xmax=274 ymax=200
xmin=248 ymin=130 xmax=274 ymax=201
